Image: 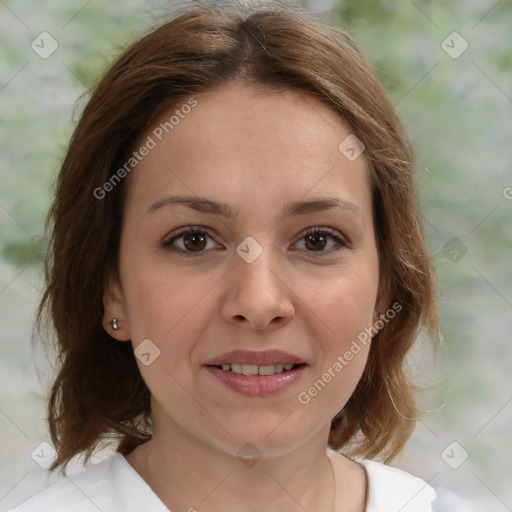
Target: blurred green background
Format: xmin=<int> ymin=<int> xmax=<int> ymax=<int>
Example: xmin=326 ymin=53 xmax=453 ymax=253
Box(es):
xmin=1 ymin=0 xmax=511 ymax=510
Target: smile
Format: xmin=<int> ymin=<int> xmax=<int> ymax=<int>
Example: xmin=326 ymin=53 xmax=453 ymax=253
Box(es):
xmin=203 ymin=349 xmax=308 ymax=396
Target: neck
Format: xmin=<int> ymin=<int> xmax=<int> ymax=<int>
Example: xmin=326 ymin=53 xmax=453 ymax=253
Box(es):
xmin=125 ymin=424 xmax=337 ymax=512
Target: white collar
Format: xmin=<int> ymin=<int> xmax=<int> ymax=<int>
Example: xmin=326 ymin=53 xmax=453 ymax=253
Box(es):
xmin=327 ymin=448 xmax=436 ymax=511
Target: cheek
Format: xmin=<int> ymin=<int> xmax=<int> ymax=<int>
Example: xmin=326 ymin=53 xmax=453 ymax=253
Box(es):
xmin=301 ymin=267 xmax=377 ymax=405
xmin=310 ymin=262 xmax=379 ymax=340
xmin=120 ymin=257 xmax=216 ymax=349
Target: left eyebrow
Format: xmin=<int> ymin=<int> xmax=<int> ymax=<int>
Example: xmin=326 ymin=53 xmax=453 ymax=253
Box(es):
xmin=148 ymin=195 xmax=365 ymax=226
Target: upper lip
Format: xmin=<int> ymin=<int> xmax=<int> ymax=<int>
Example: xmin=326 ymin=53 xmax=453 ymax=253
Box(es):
xmin=204 ymin=350 xmax=307 ymax=366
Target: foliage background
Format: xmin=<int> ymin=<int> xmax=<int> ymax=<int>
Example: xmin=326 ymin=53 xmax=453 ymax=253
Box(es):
xmin=1 ymin=0 xmax=511 ymax=509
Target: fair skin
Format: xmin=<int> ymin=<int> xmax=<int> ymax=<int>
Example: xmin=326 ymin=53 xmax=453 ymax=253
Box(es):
xmin=103 ymin=82 xmax=386 ymax=512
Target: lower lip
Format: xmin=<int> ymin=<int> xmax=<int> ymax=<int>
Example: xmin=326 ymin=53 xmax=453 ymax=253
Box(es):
xmin=205 ymin=365 xmax=307 ymax=396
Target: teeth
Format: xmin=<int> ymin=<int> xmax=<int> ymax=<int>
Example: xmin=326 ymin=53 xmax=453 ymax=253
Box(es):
xmin=231 ymin=363 xmax=242 ymax=374
xmin=242 ymin=364 xmax=259 ymax=376
xmin=258 ymin=365 xmax=275 ymax=376
xmin=219 ymin=363 xmax=296 ymax=375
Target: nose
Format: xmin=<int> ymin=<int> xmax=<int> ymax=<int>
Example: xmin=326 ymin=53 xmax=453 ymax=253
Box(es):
xmin=220 ymin=246 xmax=295 ymax=331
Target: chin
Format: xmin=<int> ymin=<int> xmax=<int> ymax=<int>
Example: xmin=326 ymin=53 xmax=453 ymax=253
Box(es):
xmin=206 ymin=422 xmax=323 ymax=461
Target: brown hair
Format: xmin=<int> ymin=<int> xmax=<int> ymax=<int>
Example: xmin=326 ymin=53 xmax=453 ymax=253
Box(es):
xmin=37 ymin=0 xmax=439 ymax=473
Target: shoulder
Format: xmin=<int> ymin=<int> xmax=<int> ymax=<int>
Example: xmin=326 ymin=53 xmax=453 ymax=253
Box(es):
xmin=359 ymin=458 xmax=437 ymax=511
xmin=9 ymin=453 xmax=169 ymax=512
xmin=328 ymin=448 xmax=468 ymax=512
xmin=358 ymin=458 xmax=472 ymax=512
xmin=9 ymin=454 xmax=122 ymax=512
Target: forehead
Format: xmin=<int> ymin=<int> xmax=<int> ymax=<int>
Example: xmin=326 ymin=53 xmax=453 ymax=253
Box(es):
xmin=124 ymin=83 xmax=372 ymax=220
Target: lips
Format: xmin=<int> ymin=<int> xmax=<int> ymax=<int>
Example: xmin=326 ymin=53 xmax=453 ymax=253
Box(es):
xmin=205 ymin=364 xmax=307 ymax=396
xmin=204 ymin=349 xmax=307 ymax=367
xmin=203 ymin=349 xmax=308 ymax=396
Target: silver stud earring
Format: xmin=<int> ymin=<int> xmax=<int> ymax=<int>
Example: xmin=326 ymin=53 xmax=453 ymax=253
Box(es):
xmin=111 ymin=318 xmax=120 ymax=330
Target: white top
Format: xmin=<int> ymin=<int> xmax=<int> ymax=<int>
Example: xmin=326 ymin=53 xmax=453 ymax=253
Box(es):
xmin=9 ymin=448 xmax=468 ymax=512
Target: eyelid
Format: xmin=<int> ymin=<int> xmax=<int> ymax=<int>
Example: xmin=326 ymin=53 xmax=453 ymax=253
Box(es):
xmin=302 ymin=226 xmax=347 ymax=243
xmin=162 ymin=225 xmax=213 ymax=244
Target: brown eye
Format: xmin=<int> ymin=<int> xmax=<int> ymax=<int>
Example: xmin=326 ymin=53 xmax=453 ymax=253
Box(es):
xmin=163 ymin=227 xmax=218 ymax=257
xmin=296 ymin=228 xmax=347 ymax=254
xmin=182 ymin=232 xmax=207 ymax=251
xmin=304 ymin=232 xmax=328 ymax=251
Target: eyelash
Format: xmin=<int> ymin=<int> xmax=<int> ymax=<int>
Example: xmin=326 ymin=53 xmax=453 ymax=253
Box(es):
xmin=162 ymin=226 xmax=348 ymax=258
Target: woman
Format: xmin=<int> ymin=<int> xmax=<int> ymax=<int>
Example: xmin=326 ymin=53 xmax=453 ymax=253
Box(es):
xmin=11 ymin=1 xmax=467 ymax=510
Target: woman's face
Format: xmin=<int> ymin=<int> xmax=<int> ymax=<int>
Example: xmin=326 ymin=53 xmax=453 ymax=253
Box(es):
xmin=105 ymin=83 xmax=384 ymax=457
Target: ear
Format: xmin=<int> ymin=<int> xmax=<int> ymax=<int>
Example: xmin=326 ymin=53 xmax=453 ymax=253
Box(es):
xmin=102 ymin=274 xmax=131 ymax=341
